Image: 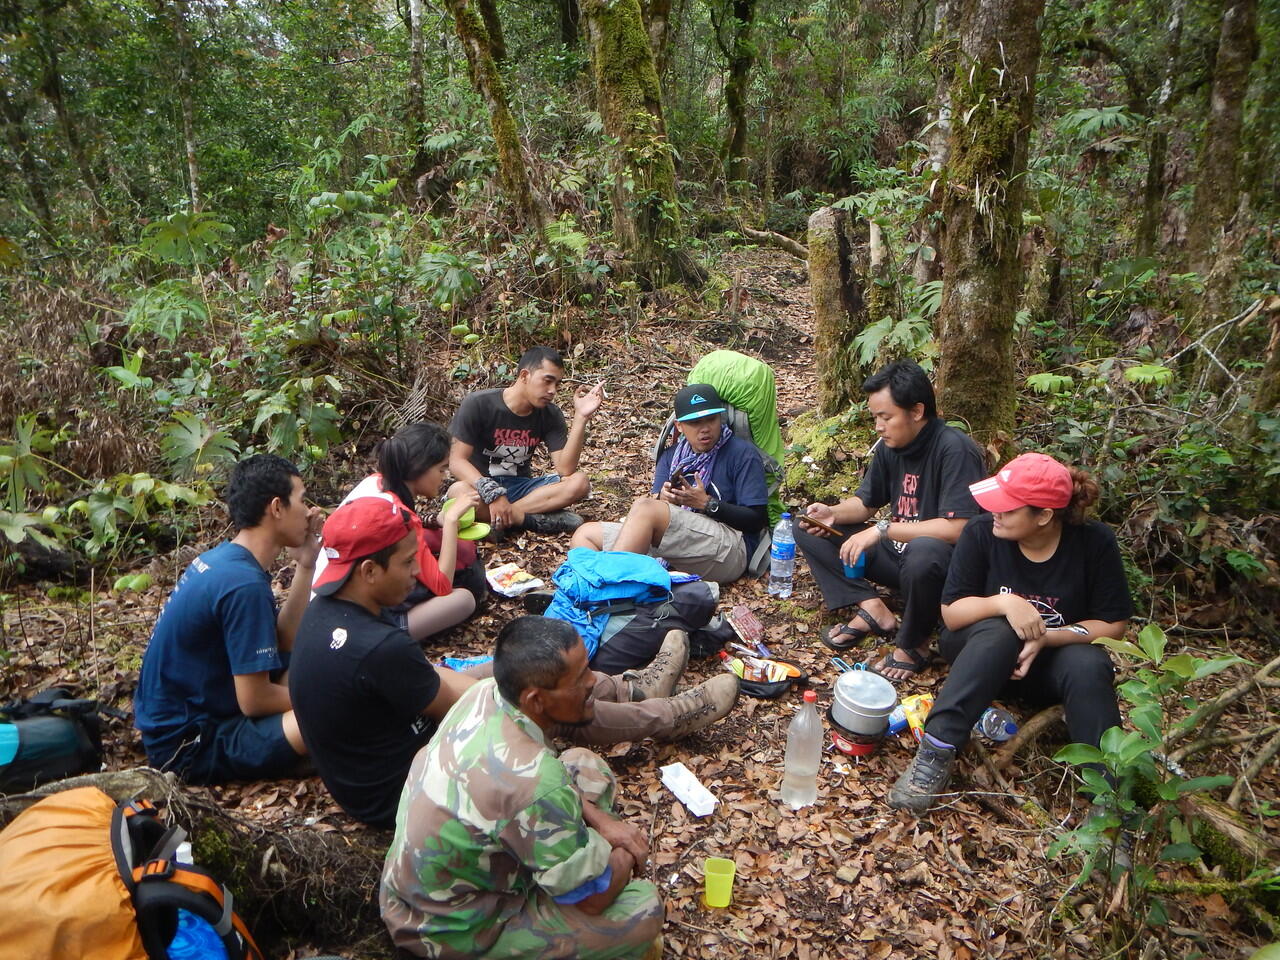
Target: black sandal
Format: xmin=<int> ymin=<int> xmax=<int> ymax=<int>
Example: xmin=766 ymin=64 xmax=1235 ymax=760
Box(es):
xmin=822 ymin=608 xmax=896 ymax=651
xmin=868 ymin=646 xmax=931 ymax=679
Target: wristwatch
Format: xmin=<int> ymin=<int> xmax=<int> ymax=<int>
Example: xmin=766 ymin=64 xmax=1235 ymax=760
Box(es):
xmin=875 ymin=518 xmax=891 ymax=541
xmin=705 ymin=498 xmax=722 ymax=516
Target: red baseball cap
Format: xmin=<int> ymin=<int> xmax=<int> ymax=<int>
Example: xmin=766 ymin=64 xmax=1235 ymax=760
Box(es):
xmin=969 ymin=452 xmax=1073 ymax=512
xmin=312 ymin=495 xmax=413 ymax=596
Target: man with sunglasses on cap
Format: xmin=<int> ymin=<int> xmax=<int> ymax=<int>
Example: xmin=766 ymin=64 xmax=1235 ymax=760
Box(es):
xmin=571 ymin=384 xmax=768 ymax=583
xmin=290 ymin=496 xmax=741 ymax=829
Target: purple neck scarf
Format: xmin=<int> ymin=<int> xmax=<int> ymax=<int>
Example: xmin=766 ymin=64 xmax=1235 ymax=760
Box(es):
xmin=670 ymin=425 xmax=732 ymax=508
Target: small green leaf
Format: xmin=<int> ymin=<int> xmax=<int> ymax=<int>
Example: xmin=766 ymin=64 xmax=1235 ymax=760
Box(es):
xmin=1176 ymin=775 xmax=1234 ymax=794
xmin=1137 ymin=623 xmax=1167 ymax=662
xmin=1093 ymin=636 xmax=1146 ymax=660
xmin=1054 ymin=743 xmax=1104 ymax=765
xmin=1159 ymin=842 xmax=1203 ymax=863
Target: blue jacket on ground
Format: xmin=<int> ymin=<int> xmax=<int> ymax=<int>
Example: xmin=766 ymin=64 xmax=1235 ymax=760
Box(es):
xmin=545 ymin=548 xmax=672 ymax=657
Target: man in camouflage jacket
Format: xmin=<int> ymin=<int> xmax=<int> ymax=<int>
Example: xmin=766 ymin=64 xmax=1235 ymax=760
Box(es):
xmin=381 ymin=616 xmax=663 ymax=959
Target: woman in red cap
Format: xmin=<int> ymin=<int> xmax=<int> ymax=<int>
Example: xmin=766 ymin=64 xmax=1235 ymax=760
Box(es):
xmin=316 ymin=422 xmax=484 ymax=642
xmin=887 ymin=452 xmax=1134 ymax=815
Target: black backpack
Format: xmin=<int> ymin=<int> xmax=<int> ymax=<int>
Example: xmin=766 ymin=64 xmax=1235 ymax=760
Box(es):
xmin=0 ymin=687 xmax=106 ymax=792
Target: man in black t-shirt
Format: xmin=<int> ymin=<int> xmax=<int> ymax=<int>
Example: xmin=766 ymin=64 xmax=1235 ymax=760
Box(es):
xmin=292 ymin=498 xmax=741 ymax=828
xmin=797 ymin=361 xmax=986 ymax=680
xmin=448 ymin=346 xmax=605 ymax=537
xmin=290 ymin=496 xmax=477 ymax=826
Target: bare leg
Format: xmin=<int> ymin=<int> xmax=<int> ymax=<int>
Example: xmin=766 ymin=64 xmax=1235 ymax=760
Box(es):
xmin=281 ymin=710 xmax=307 ymax=755
xmin=612 ymin=499 xmax=671 ymax=555
xmin=405 ymin=589 xmax=477 ymax=642
xmin=446 ymin=474 xmax=590 ymax=525
xmin=571 ymin=521 xmax=606 ymax=550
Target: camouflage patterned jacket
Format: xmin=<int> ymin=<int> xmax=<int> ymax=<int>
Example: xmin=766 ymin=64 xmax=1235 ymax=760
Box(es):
xmin=381 ymin=678 xmax=612 ymax=956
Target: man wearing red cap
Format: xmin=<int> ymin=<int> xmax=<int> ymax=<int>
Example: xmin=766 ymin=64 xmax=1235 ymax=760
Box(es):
xmin=290 ymin=497 xmax=740 ymax=828
xmin=888 ymin=452 xmax=1133 ymax=816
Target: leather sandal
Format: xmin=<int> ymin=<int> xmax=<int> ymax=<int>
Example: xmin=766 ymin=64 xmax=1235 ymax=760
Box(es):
xmin=822 ymin=607 xmax=895 ymax=651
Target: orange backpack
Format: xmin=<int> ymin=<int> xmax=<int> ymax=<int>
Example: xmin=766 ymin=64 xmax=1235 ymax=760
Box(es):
xmin=0 ymin=786 xmax=263 ymax=959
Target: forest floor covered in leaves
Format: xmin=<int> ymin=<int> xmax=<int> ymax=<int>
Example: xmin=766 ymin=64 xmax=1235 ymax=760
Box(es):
xmin=3 ymin=249 xmax=1278 ymax=959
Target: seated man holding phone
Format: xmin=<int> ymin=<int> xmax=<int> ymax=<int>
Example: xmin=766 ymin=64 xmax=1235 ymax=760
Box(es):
xmin=571 ymin=384 xmax=767 ymax=583
xmin=796 ymin=361 xmax=986 ymax=680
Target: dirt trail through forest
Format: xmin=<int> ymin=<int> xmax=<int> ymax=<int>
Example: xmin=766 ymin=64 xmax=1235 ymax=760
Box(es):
xmin=2 ymin=248 xmax=1272 ymax=959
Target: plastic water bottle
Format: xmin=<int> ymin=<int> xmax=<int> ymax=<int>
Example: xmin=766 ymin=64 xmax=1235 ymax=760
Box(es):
xmin=780 ymin=690 xmax=822 ymax=809
xmin=974 ymin=707 xmax=1018 ymax=742
xmin=767 ymin=513 xmax=796 ymax=598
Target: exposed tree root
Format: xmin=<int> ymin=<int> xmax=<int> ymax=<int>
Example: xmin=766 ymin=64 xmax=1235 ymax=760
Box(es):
xmin=741 ymin=226 xmax=808 ymax=260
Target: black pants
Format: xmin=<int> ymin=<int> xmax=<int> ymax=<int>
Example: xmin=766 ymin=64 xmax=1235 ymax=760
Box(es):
xmin=924 ymin=617 xmax=1122 ymax=749
xmin=794 ymin=523 xmax=953 ymax=648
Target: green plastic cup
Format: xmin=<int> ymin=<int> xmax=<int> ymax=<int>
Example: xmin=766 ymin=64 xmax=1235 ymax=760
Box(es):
xmin=703 ymin=857 xmax=736 ymax=908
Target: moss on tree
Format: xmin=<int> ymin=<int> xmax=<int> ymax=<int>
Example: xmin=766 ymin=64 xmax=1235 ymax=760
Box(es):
xmin=781 ymin=409 xmax=875 ymax=504
xmin=808 ymin=206 xmax=869 ymax=416
xmin=934 ymin=0 xmax=1046 ymax=447
xmin=581 ymin=0 xmax=704 ymax=286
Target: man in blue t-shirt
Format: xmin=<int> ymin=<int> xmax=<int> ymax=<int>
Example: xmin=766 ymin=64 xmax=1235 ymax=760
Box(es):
xmin=134 ymin=454 xmax=322 ymax=783
xmin=571 ymin=384 xmax=768 ymax=583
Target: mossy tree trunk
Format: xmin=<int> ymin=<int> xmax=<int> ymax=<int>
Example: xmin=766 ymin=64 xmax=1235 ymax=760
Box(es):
xmin=406 ymin=0 xmax=426 ymax=141
xmin=476 ymin=0 xmax=507 ymax=64
xmin=165 ymin=0 xmax=201 ymax=211
xmin=641 ymin=0 xmax=673 ymax=79
xmin=935 ymin=0 xmax=1045 ymax=446
xmin=1185 ymin=0 xmax=1259 ymax=322
xmin=713 ymin=0 xmax=757 ymax=189
xmin=445 ymin=0 xmax=548 ymax=230
xmin=582 ymin=0 xmax=705 ymax=286
xmin=809 ymin=205 xmax=870 ymax=417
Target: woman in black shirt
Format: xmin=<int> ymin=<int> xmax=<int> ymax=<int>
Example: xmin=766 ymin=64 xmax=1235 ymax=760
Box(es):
xmin=888 ymin=452 xmax=1134 ymax=815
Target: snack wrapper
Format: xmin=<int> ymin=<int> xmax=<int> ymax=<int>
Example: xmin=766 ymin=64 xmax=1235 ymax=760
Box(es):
xmin=485 ymin=562 xmax=545 ymax=597
xmin=900 ymin=693 xmax=934 ymax=742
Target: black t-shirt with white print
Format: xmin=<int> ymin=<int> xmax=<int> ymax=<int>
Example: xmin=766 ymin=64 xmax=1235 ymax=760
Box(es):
xmin=289 ymin=595 xmax=442 ymax=828
xmin=450 ymin=388 xmax=568 ymax=479
xmin=942 ymin=515 xmax=1135 ymax=626
xmin=854 ymin=418 xmax=986 ymax=551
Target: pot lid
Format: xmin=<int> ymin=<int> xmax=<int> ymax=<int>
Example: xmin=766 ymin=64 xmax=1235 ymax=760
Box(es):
xmin=833 ymin=669 xmax=897 ymax=712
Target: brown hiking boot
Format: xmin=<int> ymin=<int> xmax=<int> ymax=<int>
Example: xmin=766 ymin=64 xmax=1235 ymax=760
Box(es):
xmin=624 ymin=630 xmax=689 ymax=701
xmin=660 ymin=673 xmax=740 ymax=740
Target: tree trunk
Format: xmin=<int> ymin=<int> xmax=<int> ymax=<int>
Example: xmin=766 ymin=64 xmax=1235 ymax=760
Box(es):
xmin=934 ymin=0 xmax=1046 ymax=446
xmin=581 ymin=0 xmax=704 ymax=286
xmin=1135 ymin=128 xmax=1167 ymax=259
xmin=35 ymin=11 xmax=109 ymax=220
xmin=476 ymin=0 xmax=507 ymax=64
xmin=912 ymin=0 xmax=954 ymax=286
xmin=1185 ymin=0 xmax=1259 ymax=288
xmin=168 ymin=0 xmax=201 ymax=211
xmin=0 ymin=87 xmax=54 ymax=232
xmin=556 ymin=0 xmax=580 ymax=46
xmin=718 ymin=0 xmax=757 ymax=188
xmin=1136 ymin=0 xmax=1185 ymax=259
xmin=444 ymin=0 xmax=547 ymax=230
xmin=642 ymin=0 xmax=673 ymax=78
xmin=407 ymin=0 xmax=426 ymax=139
xmin=809 ymin=206 xmax=871 ymax=417
xmin=1253 ymin=299 xmax=1280 ymax=416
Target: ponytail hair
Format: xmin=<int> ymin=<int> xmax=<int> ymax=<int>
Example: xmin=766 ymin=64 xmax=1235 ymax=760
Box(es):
xmin=375 ymin=422 xmax=451 ymax=509
xmin=1054 ymin=467 xmax=1100 ymax=526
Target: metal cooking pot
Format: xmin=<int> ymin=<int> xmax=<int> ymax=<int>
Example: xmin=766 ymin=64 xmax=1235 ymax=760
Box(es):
xmin=831 ymin=670 xmax=897 ymax=736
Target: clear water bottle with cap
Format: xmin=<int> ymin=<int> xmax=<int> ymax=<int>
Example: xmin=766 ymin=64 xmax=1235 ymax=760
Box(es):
xmin=974 ymin=707 xmax=1018 ymax=742
xmin=767 ymin=512 xmax=796 ymax=598
xmin=780 ymin=690 xmax=822 ymax=809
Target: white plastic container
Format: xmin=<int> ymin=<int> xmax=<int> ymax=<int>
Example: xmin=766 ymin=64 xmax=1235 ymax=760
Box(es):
xmin=780 ymin=690 xmax=822 ymax=809
xmin=831 ymin=670 xmax=897 ymax=736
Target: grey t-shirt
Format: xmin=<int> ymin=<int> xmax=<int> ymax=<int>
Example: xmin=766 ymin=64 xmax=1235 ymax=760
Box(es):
xmin=450 ymin=388 xmax=568 ymax=478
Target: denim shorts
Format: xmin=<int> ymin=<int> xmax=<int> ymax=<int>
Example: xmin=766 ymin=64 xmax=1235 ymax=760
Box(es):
xmin=493 ymin=473 xmax=562 ymax=503
xmin=161 ymin=712 xmax=302 ymax=785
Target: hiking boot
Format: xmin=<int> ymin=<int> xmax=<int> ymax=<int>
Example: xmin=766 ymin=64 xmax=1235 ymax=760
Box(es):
xmin=624 ymin=630 xmax=689 ymax=701
xmin=521 ymin=510 xmax=584 ymax=535
xmin=660 ymin=673 xmax=740 ymax=740
xmin=887 ymin=737 xmax=957 ymax=816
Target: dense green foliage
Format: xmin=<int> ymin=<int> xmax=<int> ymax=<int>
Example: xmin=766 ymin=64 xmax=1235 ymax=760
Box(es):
xmin=1 ymin=0 xmax=1277 ymax=614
